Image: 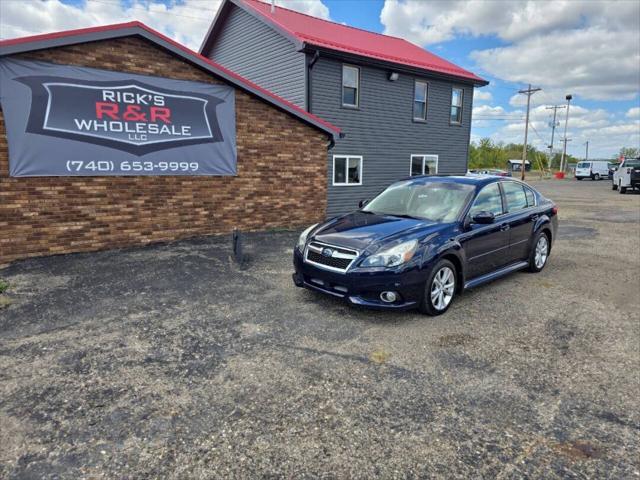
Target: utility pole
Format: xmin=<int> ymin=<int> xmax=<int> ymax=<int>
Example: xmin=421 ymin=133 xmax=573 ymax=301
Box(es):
xmin=546 ymin=105 xmax=565 ymax=170
xmin=518 ymin=84 xmax=541 ymax=180
xmin=559 ymin=94 xmax=573 ymax=172
xmin=584 ymin=141 xmax=589 ymax=161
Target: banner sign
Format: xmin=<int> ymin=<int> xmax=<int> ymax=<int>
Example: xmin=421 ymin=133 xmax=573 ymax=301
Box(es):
xmin=0 ymin=59 xmax=236 ymax=176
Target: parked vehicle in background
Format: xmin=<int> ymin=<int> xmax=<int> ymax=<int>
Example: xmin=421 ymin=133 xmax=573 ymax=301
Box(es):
xmin=293 ymin=176 xmax=558 ymax=315
xmin=612 ymin=158 xmax=640 ymax=193
xmin=575 ymin=161 xmax=610 ymax=180
xmin=469 ymin=169 xmax=510 ymax=177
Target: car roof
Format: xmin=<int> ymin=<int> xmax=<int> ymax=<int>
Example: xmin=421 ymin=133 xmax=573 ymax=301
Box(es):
xmin=398 ymin=175 xmax=506 ymax=188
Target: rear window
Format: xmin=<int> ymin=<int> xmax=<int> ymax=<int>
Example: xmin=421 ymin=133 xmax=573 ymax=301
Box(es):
xmin=623 ymin=160 xmax=640 ymax=168
xmin=577 ymin=162 xmax=590 ymax=168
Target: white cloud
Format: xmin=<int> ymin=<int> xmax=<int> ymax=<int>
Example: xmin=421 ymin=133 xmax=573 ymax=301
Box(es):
xmin=381 ymin=0 xmax=640 ymax=101
xmin=275 ymin=0 xmax=330 ymax=19
xmin=0 ymin=0 xmax=330 ymax=50
xmin=627 ymin=107 xmax=640 ymax=118
xmin=473 ymin=90 xmax=493 ymax=102
xmin=471 ymin=27 xmax=640 ymax=101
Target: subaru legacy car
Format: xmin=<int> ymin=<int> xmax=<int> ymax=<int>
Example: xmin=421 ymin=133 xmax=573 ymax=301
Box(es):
xmin=293 ymin=176 xmax=558 ymax=315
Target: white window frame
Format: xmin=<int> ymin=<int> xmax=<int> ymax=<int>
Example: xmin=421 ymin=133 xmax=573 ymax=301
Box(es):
xmin=333 ymin=155 xmax=363 ymax=186
xmin=450 ymin=87 xmax=464 ymax=125
xmin=341 ymin=64 xmax=360 ymax=108
xmin=410 ymin=154 xmax=439 ymax=176
xmin=413 ymin=80 xmax=428 ymax=121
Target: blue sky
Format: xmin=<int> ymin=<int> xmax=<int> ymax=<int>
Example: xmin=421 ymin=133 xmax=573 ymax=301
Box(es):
xmin=1 ymin=0 xmax=639 ymax=159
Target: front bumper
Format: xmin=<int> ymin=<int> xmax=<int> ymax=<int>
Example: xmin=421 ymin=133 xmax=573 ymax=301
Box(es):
xmin=292 ymin=248 xmax=426 ymax=310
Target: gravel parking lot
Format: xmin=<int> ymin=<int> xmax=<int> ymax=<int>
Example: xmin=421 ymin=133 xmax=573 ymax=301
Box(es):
xmin=1 ymin=178 xmax=639 ymax=479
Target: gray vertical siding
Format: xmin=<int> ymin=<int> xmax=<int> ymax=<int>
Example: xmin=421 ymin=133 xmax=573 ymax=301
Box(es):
xmin=310 ymin=56 xmax=474 ymax=217
xmin=207 ymin=4 xmax=307 ymax=108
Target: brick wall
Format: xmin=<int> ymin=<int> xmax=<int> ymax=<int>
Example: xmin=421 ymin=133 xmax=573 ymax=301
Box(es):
xmin=0 ymin=37 xmax=328 ymax=265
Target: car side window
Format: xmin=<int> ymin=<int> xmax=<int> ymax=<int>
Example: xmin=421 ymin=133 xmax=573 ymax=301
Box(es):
xmin=524 ymin=187 xmax=536 ymax=207
xmin=468 ymin=183 xmax=503 ymax=218
xmin=502 ymin=182 xmax=528 ymax=212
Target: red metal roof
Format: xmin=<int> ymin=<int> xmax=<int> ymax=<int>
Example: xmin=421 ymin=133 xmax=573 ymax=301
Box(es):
xmin=0 ymin=21 xmax=341 ymax=138
xmin=240 ymin=0 xmax=486 ymax=84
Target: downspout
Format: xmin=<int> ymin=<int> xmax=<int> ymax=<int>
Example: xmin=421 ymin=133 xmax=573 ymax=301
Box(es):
xmin=306 ymin=50 xmax=333 ymax=149
xmin=306 ymin=49 xmax=320 ymax=114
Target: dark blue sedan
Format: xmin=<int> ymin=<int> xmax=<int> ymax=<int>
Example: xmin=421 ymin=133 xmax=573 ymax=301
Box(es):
xmin=293 ymin=175 xmax=558 ymax=315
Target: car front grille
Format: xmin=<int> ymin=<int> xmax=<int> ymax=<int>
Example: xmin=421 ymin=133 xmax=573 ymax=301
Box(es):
xmin=304 ymin=241 xmax=359 ymax=273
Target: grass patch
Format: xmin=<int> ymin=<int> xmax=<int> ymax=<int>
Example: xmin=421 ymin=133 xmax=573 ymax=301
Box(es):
xmin=0 ymin=279 xmax=8 ymax=294
xmin=369 ymin=348 xmax=391 ymax=364
xmin=0 ymin=296 xmax=12 ymax=309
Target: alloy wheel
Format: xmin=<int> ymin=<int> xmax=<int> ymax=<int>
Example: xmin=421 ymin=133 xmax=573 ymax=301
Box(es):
xmin=430 ymin=266 xmax=455 ymax=311
xmin=534 ymin=236 xmax=548 ymax=269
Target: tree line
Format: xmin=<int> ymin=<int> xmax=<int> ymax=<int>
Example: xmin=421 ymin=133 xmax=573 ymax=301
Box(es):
xmin=468 ymin=138 xmax=578 ymax=170
xmin=468 ymin=140 xmax=640 ymax=170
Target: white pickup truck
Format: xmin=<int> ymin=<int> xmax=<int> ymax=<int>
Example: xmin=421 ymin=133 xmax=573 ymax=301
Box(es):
xmin=612 ymin=158 xmax=640 ymax=194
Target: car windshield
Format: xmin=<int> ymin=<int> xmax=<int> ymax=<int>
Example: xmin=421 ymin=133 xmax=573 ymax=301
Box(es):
xmin=362 ymin=181 xmax=474 ymax=223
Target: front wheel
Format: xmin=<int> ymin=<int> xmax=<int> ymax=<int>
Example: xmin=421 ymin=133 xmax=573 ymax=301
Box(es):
xmin=420 ymin=259 xmax=457 ymax=316
xmin=576 ymin=177 xmax=582 ymax=181
xmin=594 ymin=173 xmax=600 ymax=181
xmin=612 ymin=182 xmax=618 ymax=190
xmin=528 ymin=232 xmax=549 ymax=272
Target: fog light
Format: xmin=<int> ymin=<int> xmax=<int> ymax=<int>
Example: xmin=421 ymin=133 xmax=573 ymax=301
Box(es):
xmin=380 ymin=291 xmax=398 ymax=303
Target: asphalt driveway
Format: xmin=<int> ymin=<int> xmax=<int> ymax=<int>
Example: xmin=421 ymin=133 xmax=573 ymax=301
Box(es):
xmin=1 ymin=179 xmax=639 ymax=479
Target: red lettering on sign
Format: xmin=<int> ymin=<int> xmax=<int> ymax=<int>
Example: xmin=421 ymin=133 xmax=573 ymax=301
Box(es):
xmin=95 ymin=102 xmax=119 ymax=120
xmin=122 ymin=105 xmax=147 ymax=122
xmin=150 ymin=107 xmax=171 ymax=124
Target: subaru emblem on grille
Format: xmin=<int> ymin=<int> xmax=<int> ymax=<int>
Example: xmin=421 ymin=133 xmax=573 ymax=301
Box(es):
xmin=322 ymin=248 xmax=334 ymax=258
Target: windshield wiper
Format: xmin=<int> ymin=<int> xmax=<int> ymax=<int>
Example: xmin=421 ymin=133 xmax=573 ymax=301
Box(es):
xmin=386 ymin=213 xmax=423 ymax=220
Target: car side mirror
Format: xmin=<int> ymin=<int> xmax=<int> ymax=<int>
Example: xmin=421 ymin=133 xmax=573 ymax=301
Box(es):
xmin=358 ymin=199 xmax=369 ymax=208
xmin=472 ymin=211 xmax=495 ymax=224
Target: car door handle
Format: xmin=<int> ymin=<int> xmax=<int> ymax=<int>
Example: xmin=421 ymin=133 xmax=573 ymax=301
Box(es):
xmin=500 ymin=224 xmax=510 ymax=231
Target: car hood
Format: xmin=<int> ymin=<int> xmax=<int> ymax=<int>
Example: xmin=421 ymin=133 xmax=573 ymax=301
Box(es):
xmin=311 ymin=211 xmax=451 ymax=252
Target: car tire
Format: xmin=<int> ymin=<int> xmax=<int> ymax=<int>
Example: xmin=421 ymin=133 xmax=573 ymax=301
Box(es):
xmin=420 ymin=259 xmax=457 ymax=316
xmin=619 ymin=182 xmax=627 ymax=194
xmin=576 ymin=177 xmax=582 ymax=181
xmin=612 ymin=182 xmax=618 ymax=190
xmin=594 ymin=173 xmax=600 ymax=180
xmin=528 ymin=231 xmax=550 ymax=273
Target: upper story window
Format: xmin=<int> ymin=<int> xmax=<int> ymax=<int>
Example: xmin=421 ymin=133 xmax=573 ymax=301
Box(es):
xmin=413 ymin=81 xmax=428 ymax=121
xmin=450 ymin=87 xmax=463 ymax=124
xmin=333 ymin=155 xmax=362 ymax=186
xmin=342 ymin=65 xmax=360 ymax=108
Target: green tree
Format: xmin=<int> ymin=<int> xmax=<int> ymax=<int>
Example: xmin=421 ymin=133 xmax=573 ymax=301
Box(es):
xmin=619 ymin=147 xmax=640 ymax=159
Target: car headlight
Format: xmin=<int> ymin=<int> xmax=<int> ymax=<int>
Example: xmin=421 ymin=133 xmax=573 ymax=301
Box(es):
xmin=360 ymin=240 xmax=418 ymax=268
xmin=296 ymin=223 xmax=318 ymax=251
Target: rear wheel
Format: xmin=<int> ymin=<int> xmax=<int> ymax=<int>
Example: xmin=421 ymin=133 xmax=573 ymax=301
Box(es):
xmin=576 ymin=177 xmax=582 ymax=181
xmin=594 ymin=173 xmax=600 ymax=180
xmin=619 ymin=181 xmax=627 ymax=194
xmin=420 ymin=259 xmax=457 ymax=316
xmin=528 ymin=231 xmax=549 ymax=273
xmin=612 ymin=181 xmax=618 ymax=190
